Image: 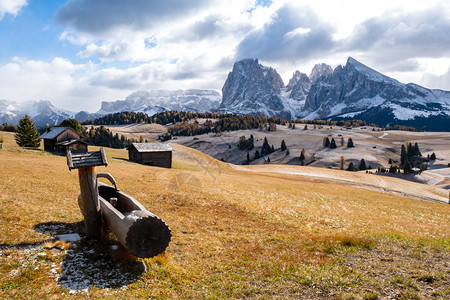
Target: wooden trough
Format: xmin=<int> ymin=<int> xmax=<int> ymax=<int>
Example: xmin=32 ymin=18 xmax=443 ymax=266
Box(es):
xmin=67 ymin=148 xmax=171 ymax=258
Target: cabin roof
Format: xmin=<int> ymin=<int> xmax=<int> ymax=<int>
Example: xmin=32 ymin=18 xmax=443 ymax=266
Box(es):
xmin=39 ymin=126 xmax=79 ymax=140
xmin=128 ymin=142 xmax=172 ymax=153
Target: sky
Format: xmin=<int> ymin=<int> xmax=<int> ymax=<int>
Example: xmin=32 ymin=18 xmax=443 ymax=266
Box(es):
xmin=1 ymin=0 xmax=450 ymax=112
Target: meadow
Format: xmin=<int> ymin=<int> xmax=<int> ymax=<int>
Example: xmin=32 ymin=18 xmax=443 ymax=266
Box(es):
xmin=0 ymin=131 xmax=449 ymax=299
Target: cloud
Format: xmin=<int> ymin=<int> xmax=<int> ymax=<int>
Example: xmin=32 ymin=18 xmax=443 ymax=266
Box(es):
xmin=422 ymin=67 xmax=450 ymax=90
xmin=0 ymin=0 xmax=28 ymax=19
xmin=346 ymin=5 xmax=450 ymax=62
xmin=235 ymin=3 xmax=335 ymax=63
xmin=55 ymin=0 xmax=214 ymax=36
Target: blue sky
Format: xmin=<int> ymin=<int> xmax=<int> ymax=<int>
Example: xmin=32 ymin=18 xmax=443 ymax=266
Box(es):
xmin=1 ymin=0 xmax=450 ymax=112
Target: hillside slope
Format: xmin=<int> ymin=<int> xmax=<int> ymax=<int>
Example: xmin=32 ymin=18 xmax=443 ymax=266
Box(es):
xmin=0 ymin=132 xmax=449 ymax=299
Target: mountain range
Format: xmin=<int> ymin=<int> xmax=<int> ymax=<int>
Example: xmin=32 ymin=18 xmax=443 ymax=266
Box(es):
xmin=219 ymin=57 xmax=450 ymax=130
xmin=1 ymin=57 xmax=449 ymax=130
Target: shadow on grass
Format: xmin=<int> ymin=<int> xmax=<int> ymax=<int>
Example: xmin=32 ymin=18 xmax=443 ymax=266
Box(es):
xmin=2 ymin=221 xmax=145 ymax=291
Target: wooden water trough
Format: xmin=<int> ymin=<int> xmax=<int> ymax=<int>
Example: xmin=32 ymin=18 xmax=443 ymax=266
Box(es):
xmin=67 ymin=149 xmax=171 ymax=258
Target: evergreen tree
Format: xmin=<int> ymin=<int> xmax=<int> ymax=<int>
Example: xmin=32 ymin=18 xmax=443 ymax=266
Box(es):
xmin=430 ymin=152 xmax=436 ymax=160
xmin=359 ymin=158 xmax=367 ymax=170
xmin=286 ymin=149 xmax=290 ymax=156
xmin=403 ymin=159 xmax=413 ymax=174
xmin=281 ymin=140 xmax=287 ymax=151
xmin=246 ymin=152 xmax=250 ymax=163
xmin=347 ymin=138 xmax=354 ymax=148
xmin=60 ymin=118 xmax=83 ymax=135
xmin=299 ymin=148 xmax=306 ymax=164
xmin=388 ymin=158 xmax=393 ymax=165
xmin=304 ymin=124 xmax=308 ymax=130
xmin=14 ymin=115 xmax=40 ymax=147
xmin=407 ymin=142 xmax=414 ymax=159
xmin=271 ymin=145 xmax=275 ymax=153
xmin=400 ymin=144 xmax=406 ymax=167
xmin=329 ymin=138 xmax=337 ymax=149
xmin=347 ymin=162 xmax=356 ymax=171
xmin=414 ymin=142 xmax=421 ymax=156
xmin=262 ymin=137 xmax=271 ymax=154
xmin=324 ymin=137 xmax=330 ymax=147
xmin=254 ymin=150 xmax=261 ymax=159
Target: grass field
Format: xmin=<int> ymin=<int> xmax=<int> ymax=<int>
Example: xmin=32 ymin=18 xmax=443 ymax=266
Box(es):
xmin=0 ymin=131 xmax=449 ymax=299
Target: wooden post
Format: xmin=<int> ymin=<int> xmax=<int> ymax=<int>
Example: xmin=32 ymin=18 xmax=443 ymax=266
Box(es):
xmin=67 ymin=149 xmax=108 ymax=240
xmin=78 ymin=167 xmax=103 ymax=239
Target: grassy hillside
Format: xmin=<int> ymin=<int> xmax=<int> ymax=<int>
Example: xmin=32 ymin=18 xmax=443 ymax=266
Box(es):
xmin=0 ymin=131 xmax=449 ymax=299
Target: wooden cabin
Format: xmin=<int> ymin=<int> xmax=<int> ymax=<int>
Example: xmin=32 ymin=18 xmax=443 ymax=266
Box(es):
xmin=39 ymin=126 xmax=88 ymax=154
xmin=127 ymin=143 xmax=172 ymax=168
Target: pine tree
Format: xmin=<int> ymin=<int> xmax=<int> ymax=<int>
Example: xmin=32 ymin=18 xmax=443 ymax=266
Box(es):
xmin=400 ymin=144 xmax=406 ymax=167
xmin=359 ymin=158 xmax=367 ymax=170
xmin=407 ymin=142 xmax=414 ymax=159
xmin=347 ymin=138 xmax=354 ymax=148
xmin=324 ymin=137 xmax=330 ymax=147
xmin=281 ymin=140 xmax=287 ymax=151
xmin=403 ymin=159 xmax=412 ymax=174
xmin=414 ymin=142 xmax=421 ymax=156
xmin=286 ymin=149 xmax=290 ymax=156
xmin=254 ymin=150 xmax=261 ymax=159
xmin=388 ymin=158 xmax=393 ymax=165
xmin=14 ymin=115 xmax=40 ymax=147
xmin=430 ymin=152 xmax=436 ymax=160
xmin=299 ymin=148 xmax=306 ymax=164
xmin=271 ymin=145 xmax=275 ymax=153
xmin=246 ymin=152 xmax=250 ymax=163
xmin=262 ymin=137 xmax=271 ymax=154
xmin=329 ymin=138 xmax=337 ymax=149
xmin=347 ymin=162 xmax=356 ymax=171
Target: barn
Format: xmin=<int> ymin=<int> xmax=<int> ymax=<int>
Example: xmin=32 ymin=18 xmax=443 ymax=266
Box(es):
xmin=127 ymin=143 xmax=172 ymax=168
xmin=39 ymin=126 xmax=88 ymax=154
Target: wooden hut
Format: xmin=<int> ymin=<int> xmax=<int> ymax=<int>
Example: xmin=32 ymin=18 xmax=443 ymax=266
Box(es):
xmin=39 ymin=126 xmax=88 ymax=154
xmin=127 ymin=143 xmax=172 ymax=168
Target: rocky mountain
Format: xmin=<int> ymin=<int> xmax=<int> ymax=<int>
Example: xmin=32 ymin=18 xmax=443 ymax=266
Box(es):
xmin=218 ymin=58 xmax=294 ymax=119
xmin=0 ymin=100 xmax=98 ymax=128
xmin=1 ymin=89 xmax=221 ymax=128
xmin=219 ymin=57 xmax=450 ymax=130
xmin=97 ymin=89 xmax=221 ymax=116
xmin=309 ymin=63 xmax=333 ymax=83
xmin=303 ymin=57 xmax=450 ymax=130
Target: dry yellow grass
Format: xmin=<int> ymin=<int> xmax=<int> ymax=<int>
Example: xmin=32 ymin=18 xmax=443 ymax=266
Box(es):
xmin=0 ymin=131 xmax=449 ymax=299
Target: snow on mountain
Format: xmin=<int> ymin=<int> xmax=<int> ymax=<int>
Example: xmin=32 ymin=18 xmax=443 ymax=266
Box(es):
xmin=0 ymin=100 xmax=85 ymax=128
xmin=97 ymin=89 xmax=221 ymax=115
xmin=302 ymin=57 xmax=450 ymax=129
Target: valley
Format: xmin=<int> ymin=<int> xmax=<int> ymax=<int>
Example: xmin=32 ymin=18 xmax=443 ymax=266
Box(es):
xmin=98 ymin=122 xmax=450 ymax=196
xmin=0 ymin=131 xmax=449 ymax=299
